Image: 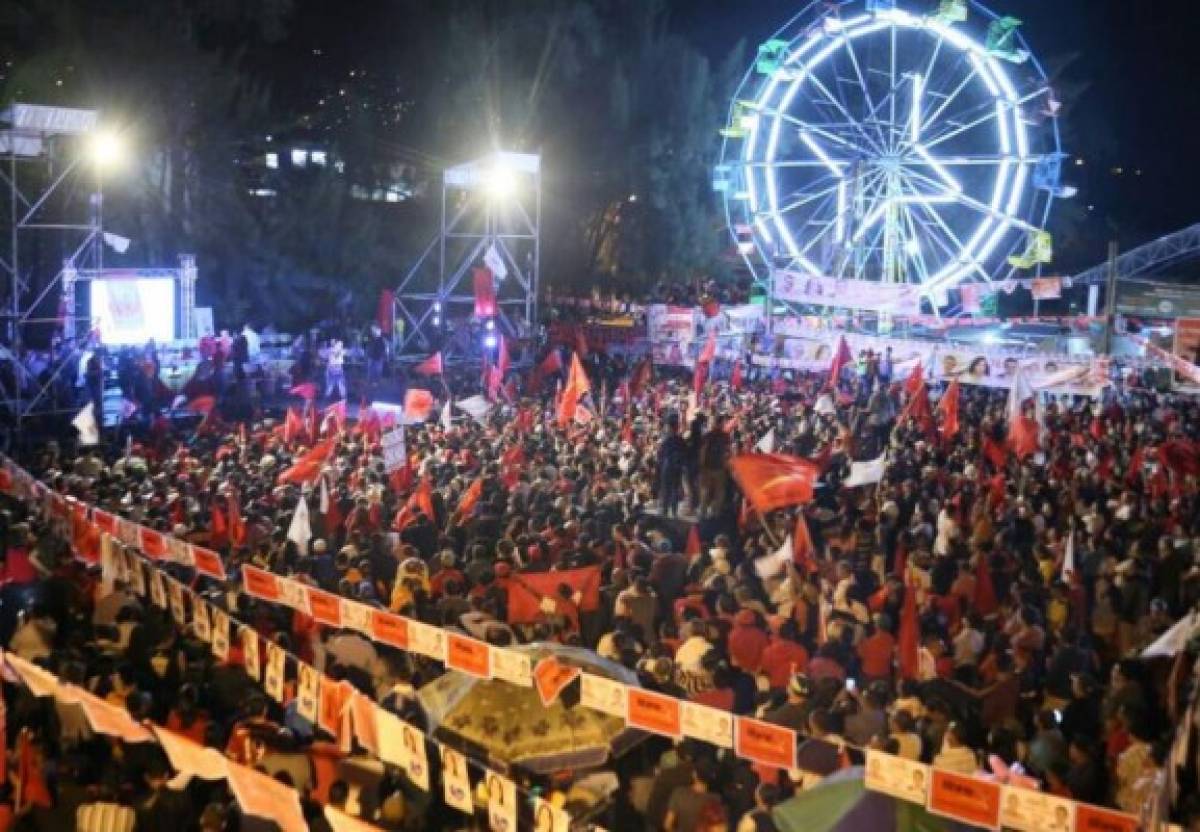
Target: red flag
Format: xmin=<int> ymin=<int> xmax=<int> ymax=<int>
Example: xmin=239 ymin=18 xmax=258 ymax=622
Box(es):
xmin=506 ymin=566 xmax=601 ymax=625
xmin=557 ymin=353 xmax=591 ymax=427
xmin=826 ymin=336 xmax=852 ymax=390
xmin=898 ymin=583 xmax=920 ymax=680
xmin=210 ymin=503 xmax=228 ymax=548
xmin=685 ymin=526 xmax=702 ymax=558
xmin=982 ymin=434 xmax=1008 ymax=470
xmin=283 ymin=408 xmax=305 ymax=444
xmin=228 ymin=492 xmax=246 ymax=547
xmin=903 ymin=363 xmax=924 ymax=397
xmin=456 ymin=477 xmax=484 ymax=519
xmin=393 ymin=477 xmax=435 ymax=532
xmin=403 ymin=389 xmax=435 ymax=423
xmin=539 ymin=349 xmax=563 ymax=377
xmin=501 ymin=444 xmax=525 ymax=469
xmin=186 ymin=396 xmax=216 ymax=415
xmin=473 ymin=266 xmax=497 ymax=317
xmin=698 ymin=331 xmax=717 ymax=365
xmin=793 ymin=512 xmax=817 ymax=574
xmin=898 ymin=378 xmax=934 ymax=435
xmin=322 ymin=400 xmax=347 ymax=435
xmin=277 ymin=439 xmax=335 ymax=485
xmin=290 ymin=382 xmax=317 ymax=402
xmin=412 ymin=352 xmax=443 ymax=376
xmin=731 ymin=360 xmax=743 ymax=391
xmin=937 ymin=380 xmax=961 ymax=439
xmin=729 ymin=453 xmax=820 ymax=515
xmin=1006 ymin=367 xmax=1039 ymax=459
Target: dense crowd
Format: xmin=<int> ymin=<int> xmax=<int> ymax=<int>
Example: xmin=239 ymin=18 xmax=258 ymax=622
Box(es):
xmin=3 ymin=344 xmax=1199 ymax=831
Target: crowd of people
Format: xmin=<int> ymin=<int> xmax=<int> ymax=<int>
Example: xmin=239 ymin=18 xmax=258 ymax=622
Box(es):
xmin=2 ymin=339 xmax=1199 ymax=831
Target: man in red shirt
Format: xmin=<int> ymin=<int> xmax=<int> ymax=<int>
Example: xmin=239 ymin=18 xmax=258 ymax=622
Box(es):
xmin=857 ymin=614 xmax=896 ymax=684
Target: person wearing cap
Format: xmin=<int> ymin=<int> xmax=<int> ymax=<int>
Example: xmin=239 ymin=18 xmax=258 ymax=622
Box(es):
xmin=765 ymin=673 xmax=812 ymax=732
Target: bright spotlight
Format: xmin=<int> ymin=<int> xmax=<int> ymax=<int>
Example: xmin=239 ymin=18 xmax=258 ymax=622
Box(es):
xmin=982 ymin=330 xmax=1001 ymax=345
xmin=483 ymin=163 xmax=517 ymax=200
xmin=485 ymin=319 xmax=495 ymax=331
xmin=483 ymin=334 xmax=498 ymax=349
xmin=88 ymin=130 xmax=126 ymax=170
xmin=905 ymin=239 xmax=921 ymax=256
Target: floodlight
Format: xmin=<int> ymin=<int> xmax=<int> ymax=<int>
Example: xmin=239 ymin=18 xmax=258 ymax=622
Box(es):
xmin=483 ymin=162 xmax=517 ymax=200
xmin=484 ymin=334 xmax=498 ymax=349
xmin=88 ymin=130 xmax=126 ymax=169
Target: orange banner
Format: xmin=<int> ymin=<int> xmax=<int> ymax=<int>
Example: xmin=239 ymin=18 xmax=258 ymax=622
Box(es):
xmin=370 ymin=610 xmax=409 ymax=649
xmin=626 ymin=688 xmax=682 ymax=738
xmin=446 ymin=634 xmax=492 ymax=679
xmin=533 ymin=657 xmax=582 ymax=707
xmin=1073 ymin=804 xmax=1139 ymax=832
xmin=928 ymin=770 xmax=1002 ymax=830
xmin=318 ymin=678 xmax=349 ymax=740
xmin=734 ymin=717 xmax=796 ymax=770
xmin=307 ymin=587 xmax=343 ymax=627
xmin=242 ymin=565 xmax=281 ymax=601
xmin=191 ymin=546 xmax=227 ymax=580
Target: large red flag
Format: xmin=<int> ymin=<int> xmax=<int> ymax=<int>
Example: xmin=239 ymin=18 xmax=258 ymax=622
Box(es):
xmin=283 ymin=408 xmax=305 ymax=444
xmin=937 ymin=379 xmax=961 ymax=439
xmin=826 ymin=336 xmax=852 ymax=390
xmin=898 ymin=582 xmax=920 ymax=680
xmin=506 ymin=566 xmax=602 ymax=625
xmin=729 ymin=453 xmax=820 ymax=515
xmin=898 ymin=378 xmax=934 ymax=435
xmin=412 ymin=352 xmax=443 ymax=376
xmin=277 ymin=439 xmax=335 ymax=485
xmin=982 ymin=434 xmax=1008 ymax=470
xmin=903 ymin=364 xmax=925 ymax=397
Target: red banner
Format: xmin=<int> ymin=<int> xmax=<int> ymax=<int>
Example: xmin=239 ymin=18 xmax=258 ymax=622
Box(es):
xmin=370 ymin=610 xmax=409 ymax=650
xmin=626 ymin=688 xmax=682 ymax=738
xmin=242 ymin=565 xmax=281 ymax=602
xmin=446 ymin=634 xmax=492 ymax=679
xmin=734 ymin=717 xmax=796 ymax=770
xmin=928 ymin=770 xmax=1002 ymax=830
xmin=307 ymin=587 xmax=342 ymax=627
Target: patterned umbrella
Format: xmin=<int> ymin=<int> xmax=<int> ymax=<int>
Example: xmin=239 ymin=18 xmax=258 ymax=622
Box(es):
xmin=417 ymin=643 xmax=642 ymax=774
xmin=773 ymin=768 xmax=966 ymax=832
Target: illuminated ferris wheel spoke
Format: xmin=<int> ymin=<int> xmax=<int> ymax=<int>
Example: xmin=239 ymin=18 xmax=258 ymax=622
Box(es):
xmin=806 ymin=74 xmax=887 ymax=156
xmin=838 ymin=33 xmax=890 ymax=150
xmin=774 ymin=178 xmax=844 ymax=216
xmin=916 ymin=61 xmax=980 ymax=145
xmin=760 ymin=110 xmax=864 ymax=153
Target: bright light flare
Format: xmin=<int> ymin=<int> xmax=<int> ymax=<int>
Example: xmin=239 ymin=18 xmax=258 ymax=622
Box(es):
xmin=88 ymin=129 xmax=127 ymax=170
xmin=483 ymin=162 xmax=517 ymax=200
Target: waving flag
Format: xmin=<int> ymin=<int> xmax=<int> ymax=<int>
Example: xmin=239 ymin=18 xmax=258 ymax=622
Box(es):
xmin=557 ymin=353 xmax=591 ymax=427
xmin=730 ymin=453 xmax=820 ymax=515
xmin=73 ymin=403 xmax=100 ymax=446
xmin=277 ymin=439 xmax=335 ymax=485
xmin=826 ymin=336 xmax=852 ymax=390
xmin=844 ymin=454 xmax=886 ymax=488
xmin=412 ymin=352 xmax=443 ymax=376
xmin=456 ymin=477 xmax=484 ymax=519
xmin=287 ymin=495 xmax=312 ymax=555
xmin=937 ymin=379 xmax=961 ymax=439
xmin=1006 ymin=366 xmax=1039 ymax=459
xmin=794 ymin=512 xmax=817 ymax=574
xmin=403 ymin=389 xmax=435 ymax=423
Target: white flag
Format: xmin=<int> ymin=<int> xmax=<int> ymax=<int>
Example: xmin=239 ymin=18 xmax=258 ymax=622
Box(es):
xmin=484 ymin=242 xmax=508 ymax=280
xmin=1061 ymin=529 xmax=1075 ymax=582
xmin=73 ymin=402 xmax=100 ymax=446
xmin=440 ymin=400 xmax=453 ymax=431
xmin=103 ymin=232 xmax=131 ymax=253
xmin=455 ymin=395 xmax=492 ymax=424
xmin=319 ymin=476 xmax=330 ymax=515
xmin=844 ymin=454 xmax=886 ymax=488
xmin=755 ymin=535 xmax=792 ymax=580
xmin=756 ymin=428 xmax=776 ymax=454
xmin=287 ymin=495 xmax=312 ymax=555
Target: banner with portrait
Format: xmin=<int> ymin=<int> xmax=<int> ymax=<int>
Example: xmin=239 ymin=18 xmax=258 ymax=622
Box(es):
xmin=774 ymin=271 xmax=923 ymax=315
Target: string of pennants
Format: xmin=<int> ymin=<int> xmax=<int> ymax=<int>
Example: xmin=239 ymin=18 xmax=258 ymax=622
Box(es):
xmin=0 ymin=455 xmax=1151 ymax=832
xmin=0 ymin=456 xmax=576 ymax=832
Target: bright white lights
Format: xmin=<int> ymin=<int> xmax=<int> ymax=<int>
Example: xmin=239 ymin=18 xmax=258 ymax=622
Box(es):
xmin=483 ymin=334 xmax=498 ymax=349
xmin=88 ymin=130 xmax=126 ymax=169
xmin=484 ymin=318 xmax=496 ymax=331
xmin=483 ymin=163 xmax=517 ymax=200
xmin=799 ymin=131 xmax=843 ymax=178
xmin=905 ymin=239 xmax=921 ymax=256
xmin=910 ymin=74 xmax=923 ymax=143
xmin=291 ymin=148 xmax=307 ymax=167
xmin=265 ymin=152 xmax=279 ymax=169
xmin=914 ymin=144 xmax=962 ymax=193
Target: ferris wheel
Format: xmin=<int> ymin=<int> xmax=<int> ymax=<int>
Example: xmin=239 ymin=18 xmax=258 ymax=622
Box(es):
xmin=715 ymin=0 xmax=1067 ymax=311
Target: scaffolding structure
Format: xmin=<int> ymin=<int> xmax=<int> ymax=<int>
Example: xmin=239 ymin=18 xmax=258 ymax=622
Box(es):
xmin=1 ymin=103 xmax=104 ymax=431
xmin=393 ymin=151 xmax=540 ymax=358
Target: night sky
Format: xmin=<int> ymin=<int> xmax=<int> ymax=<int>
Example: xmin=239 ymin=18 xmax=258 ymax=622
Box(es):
xmin=257 ymin=0 xmax=1200 ymax=271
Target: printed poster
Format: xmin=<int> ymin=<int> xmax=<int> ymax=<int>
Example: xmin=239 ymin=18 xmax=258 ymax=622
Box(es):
xmin=440 ymin=745 xmax=474 ymax=814
xmin=295 ymin=663 xmax=320 ymax=724
xmin=486 ymin=771 xmax=517 ymax=832
xmin=241 ymin=627 xmax=261 ymax=681
xmin=864 ymin=749 xmax=930 ymax=805
xmin=999 ymin=785 xmax=1075 ymax=832
xmin=579 ymin=672 xmax=627 ymax=718
xmin=263 ymin=642 xmax=286 ymax=702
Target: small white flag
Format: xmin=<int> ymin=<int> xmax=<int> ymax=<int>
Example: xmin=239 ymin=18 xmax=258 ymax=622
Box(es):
xmin=844 ymin=454 xmax=886 ymax=488
xmin=756 ymin=428 xmax=776 ymax=454
xmin=755 ymin=535 xmax=792 ymax=579
xmin=73 ymin=402 xmax=100 ymax=446
xmin=1061 ymin=528 xmax=1075 ymax=582
xmin=484 ymin=242 xmax=508 ymax=280
xmin=287 ymin=494 xmax=312 ymax=555
xmin=440 ymin=400 xmax=453 ymax=431
xmin=319 ymin=476 xmax=330 ymax=515
xmin=103 ymin=232 xmax=131 ymax=253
